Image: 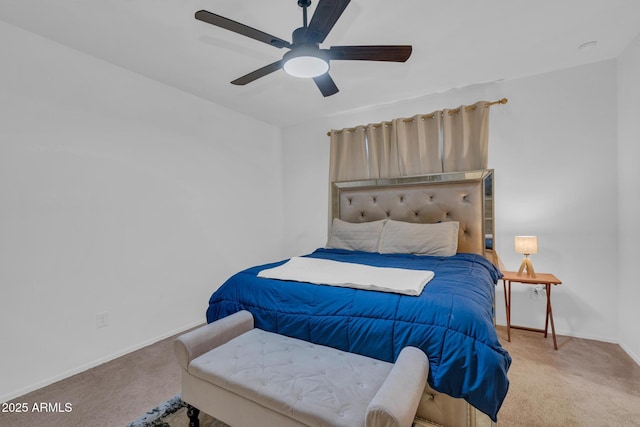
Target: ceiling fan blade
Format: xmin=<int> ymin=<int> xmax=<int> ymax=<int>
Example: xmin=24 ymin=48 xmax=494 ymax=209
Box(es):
xmin=328 ymin=45 xmax=412 ymax=62
xmin=195 ymin=10 xmax=291 ymax=49
xmin=231 ymin=60 xmax=284 ymax=85
xmin=313 ymin=73 xmax=339 ymax=97
xmin=305 ymin=0 xmax=351 ymax=44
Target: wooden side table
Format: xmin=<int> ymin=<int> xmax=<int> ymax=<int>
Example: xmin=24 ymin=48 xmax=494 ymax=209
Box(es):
xmin=501 ymin=270 xmax=562 ymax=350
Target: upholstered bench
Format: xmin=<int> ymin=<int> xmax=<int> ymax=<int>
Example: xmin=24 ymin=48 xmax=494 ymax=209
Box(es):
xmin=175 ymin=310 xmax=429 ymax=427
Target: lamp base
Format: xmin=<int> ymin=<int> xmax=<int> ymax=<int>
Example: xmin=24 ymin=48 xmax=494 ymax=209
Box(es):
xmin=517 ymin=257 xmax=536 ymax=278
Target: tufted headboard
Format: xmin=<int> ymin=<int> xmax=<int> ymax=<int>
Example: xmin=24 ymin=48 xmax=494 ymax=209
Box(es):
xmin=330 ymin=170 xmax=494 ymax=256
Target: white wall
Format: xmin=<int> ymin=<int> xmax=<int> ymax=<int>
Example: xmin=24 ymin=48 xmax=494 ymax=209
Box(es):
xmin=282 ymin=60 xmax=621 ymax=345
xmin=617 ymin=33 xmax=640 ymax=363
xmin=0 ymin=22 xmax=284 ymax=401
xmin=2 ymin=17 xmax=636 ymax=403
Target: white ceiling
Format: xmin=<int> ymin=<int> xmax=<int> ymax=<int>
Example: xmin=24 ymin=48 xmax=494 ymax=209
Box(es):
xmin=1 ymin=1 xmax=640 ymax=127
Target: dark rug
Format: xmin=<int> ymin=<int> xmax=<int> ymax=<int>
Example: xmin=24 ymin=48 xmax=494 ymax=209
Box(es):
xmin=126 ymin=395 xmax=229 ymax=427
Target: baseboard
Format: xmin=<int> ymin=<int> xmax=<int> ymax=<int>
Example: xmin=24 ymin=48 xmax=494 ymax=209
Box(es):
xmin=0 ymin=320 xmax=205 ymax=403
xmin=619 ymin=341 xmax=640 ymax=366
xmin=494 ymin=322 xmax=619 ymax=344
xmin=555 ymin=330 xmax=619 ymax=344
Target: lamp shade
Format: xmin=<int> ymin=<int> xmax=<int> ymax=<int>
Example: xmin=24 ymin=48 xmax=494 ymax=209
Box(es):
xmin=283 ymin=47 xmax=329 ymax=78
xmin=515 ymin=236 xmax=538 ymax=255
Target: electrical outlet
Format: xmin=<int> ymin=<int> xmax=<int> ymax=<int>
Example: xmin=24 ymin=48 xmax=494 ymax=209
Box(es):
xmin=530 ymin=286 xmax=546 ymax=301
xmin=96 ymin=312 xmax=109 ymax=328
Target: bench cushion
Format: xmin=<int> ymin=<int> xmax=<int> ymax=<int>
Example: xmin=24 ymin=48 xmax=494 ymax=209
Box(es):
xmin=189 ymin=329 xmax=393 ymax=427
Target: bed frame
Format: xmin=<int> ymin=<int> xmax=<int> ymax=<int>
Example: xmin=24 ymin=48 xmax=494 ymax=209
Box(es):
xmin=331 ymin=170 xmax=497 ymax=427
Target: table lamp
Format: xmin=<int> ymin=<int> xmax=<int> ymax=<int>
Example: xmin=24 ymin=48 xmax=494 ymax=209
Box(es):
xmin=515 ymin=235 xmax=537 ymax=278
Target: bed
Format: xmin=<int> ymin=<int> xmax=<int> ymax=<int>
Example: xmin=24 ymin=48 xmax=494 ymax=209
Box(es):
xmin=205 ymin=170 xmax=511 ymax=426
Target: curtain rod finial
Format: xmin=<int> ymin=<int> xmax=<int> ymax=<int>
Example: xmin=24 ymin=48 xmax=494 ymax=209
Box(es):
xmin=485 ymin=98 xmax=508 ymax=108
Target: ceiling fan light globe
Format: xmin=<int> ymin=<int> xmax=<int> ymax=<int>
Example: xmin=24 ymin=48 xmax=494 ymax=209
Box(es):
xmin=284 ymin=56 xmax=329 ymax=78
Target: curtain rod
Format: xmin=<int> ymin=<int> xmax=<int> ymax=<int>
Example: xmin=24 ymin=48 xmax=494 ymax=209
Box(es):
xmin=447 ymin=97 xmax=508 ymax=116
xmin=326 ymin=98 xmax=508 ymax=136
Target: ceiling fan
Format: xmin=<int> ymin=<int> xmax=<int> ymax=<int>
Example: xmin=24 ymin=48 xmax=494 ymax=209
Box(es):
xmin=195 ymin=0 xmax=412 ymax=97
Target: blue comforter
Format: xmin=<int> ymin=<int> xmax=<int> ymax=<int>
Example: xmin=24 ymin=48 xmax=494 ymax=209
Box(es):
xmin=206 ymin=248 xmax=511 ymax=421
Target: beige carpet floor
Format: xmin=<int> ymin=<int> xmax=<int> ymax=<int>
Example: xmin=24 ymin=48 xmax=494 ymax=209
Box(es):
xmin=0 ymin=332 xmax=183 ymax=427
xmin=496 ymin=327 xmax=640 ymax=427
xmin=1 ymin=326 xmax=639 ymax=427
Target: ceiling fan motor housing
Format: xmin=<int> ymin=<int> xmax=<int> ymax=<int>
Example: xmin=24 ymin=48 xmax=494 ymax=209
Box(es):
xmin=292 ymin=27 xmax=311 ymax=45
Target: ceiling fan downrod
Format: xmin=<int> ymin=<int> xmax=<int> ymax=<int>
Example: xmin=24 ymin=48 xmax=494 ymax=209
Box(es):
xmin=292 ymin=0 xmax=314 ymax=46
xmin=298 ymin=0 xmax=312 ymax=28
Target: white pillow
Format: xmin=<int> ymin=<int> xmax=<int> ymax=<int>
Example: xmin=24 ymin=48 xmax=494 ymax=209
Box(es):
xmin=326 ymin=218 xmax=386 ymax=252
xmin=379 ymin=220 xmax=459 ymax=256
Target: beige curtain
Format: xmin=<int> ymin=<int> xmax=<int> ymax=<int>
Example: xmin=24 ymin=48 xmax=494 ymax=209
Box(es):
xmin=365 ymin=122 xmax=398 ymax=178
xmin=442 ymin=100 xmax=490 ymax=172
xmin=329 ymin=100 xmax=491 ymax=182
xmin=393 ymin=112 xmax=442 ymax=176
xmin=328 ymin=126 xmax=368 ymax=182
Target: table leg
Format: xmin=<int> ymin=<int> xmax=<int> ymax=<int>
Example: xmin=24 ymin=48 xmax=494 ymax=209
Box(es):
xmin=544 ymin=284 xmax=550 ymax=338
xmin=546 ymin=284 xmax=558 ymax=350
xmin=503 ymin=279 xmax=511 ymax=342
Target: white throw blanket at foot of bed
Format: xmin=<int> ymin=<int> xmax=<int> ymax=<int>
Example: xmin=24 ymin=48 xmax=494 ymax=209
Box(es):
xmin=257 ymin=256 xmax=434 ymax=296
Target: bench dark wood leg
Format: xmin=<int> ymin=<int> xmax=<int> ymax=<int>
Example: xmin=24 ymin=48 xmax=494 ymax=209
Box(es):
xmin=186 ymin=404 xmax=200 ymax=427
